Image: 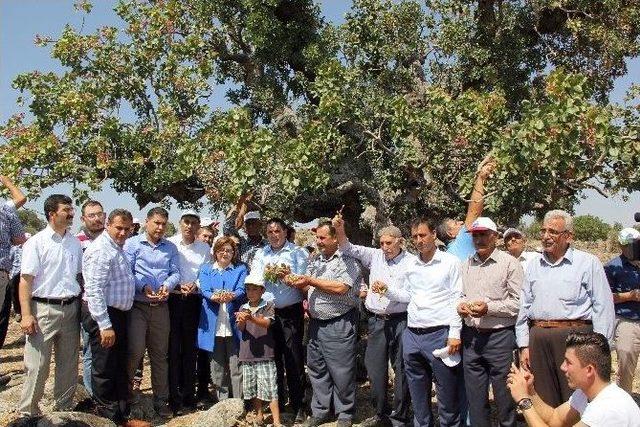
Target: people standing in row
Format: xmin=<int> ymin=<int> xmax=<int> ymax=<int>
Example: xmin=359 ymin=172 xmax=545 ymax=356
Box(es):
xmin=167 ymin=211 xmax=211 ymax=415
xmin=286 ymin=220 xmax=362 ymax=427
xmin=516 ymin=210 xmax=614 ymax=408
xmin=384 ymin=217 xmax=465 ymax=427
xmin=333 ymin=217 xmax=413 ymax=427
xmin=251 ymin=218 xmax=308 ymax=421
xmin=81 ymin=209 xmax=136 ymax=424
xmin=124 ymin=207 xmax=180 ymax=418
xmin=197 ymin=236 xmax=246 ymax=401
xmin=458 ymin=217 xmax=523 ymax=427
xmin=18 ymin=194 xmax=82 ymax=416
xmin=604 ymin=227 xmax=640 ymax=393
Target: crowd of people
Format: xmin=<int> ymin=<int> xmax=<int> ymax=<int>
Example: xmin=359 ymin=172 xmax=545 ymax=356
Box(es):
xmin=1 ymin=161 xmax=640 ymax=427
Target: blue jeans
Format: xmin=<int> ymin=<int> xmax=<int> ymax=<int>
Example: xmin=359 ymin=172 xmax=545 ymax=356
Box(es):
xmin=82 ymin=325 xmax=93 ymax=396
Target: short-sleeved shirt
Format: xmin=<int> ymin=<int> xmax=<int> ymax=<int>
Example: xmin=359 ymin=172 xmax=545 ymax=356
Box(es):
xmin=307 ymin=250 xmax=362 ymax=320
xmin=21 ymin=225 xmax=83 ymax=298
xmin=446 ymin=225 xmax=475 ymax=261
xmin=238 ymin=299 xmax=276 ymax=362
xmin=460 ymin=249 xmax=523 ymax=329
xmin=168 ymin=235 xmax=211 ymax=286
xmin=0 ymin=202 xmax=25 ymax=271
xmin=604 ymin=255 xmax=640 ymax=320
xmin=569 ymin=383 xmax=640 ymax=426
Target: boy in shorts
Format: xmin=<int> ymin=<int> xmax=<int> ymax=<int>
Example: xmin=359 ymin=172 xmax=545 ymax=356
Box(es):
xmin=235 ymin=274 xmax=281 ymax=426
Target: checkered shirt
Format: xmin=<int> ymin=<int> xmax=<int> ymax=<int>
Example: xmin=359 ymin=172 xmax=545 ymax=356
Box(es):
xmin=0 ymin=202 xmax=25 ymax=272
xmin=307 ymin=250 xmax=362 ymax=320
xmin=82 ymin=231 xmax=136 ymax=330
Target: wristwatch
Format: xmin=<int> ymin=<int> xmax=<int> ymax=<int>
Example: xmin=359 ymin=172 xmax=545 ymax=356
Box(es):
xmin=517 ymin=397 xmax=533 ymax=411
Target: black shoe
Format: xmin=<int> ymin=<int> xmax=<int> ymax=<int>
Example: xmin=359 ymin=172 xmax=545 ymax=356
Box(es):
xmin=155 ymin=403 xmax=173 ymax=419
xmin=0 ymin=374 xmax=10 ymax=388
xmin=74 ymin=397 xmax=95 ymax=412
xmin=172 ymin=404 xmax=185 ymax=417
xmin=336 ymin=419 xmax=353 ymax=427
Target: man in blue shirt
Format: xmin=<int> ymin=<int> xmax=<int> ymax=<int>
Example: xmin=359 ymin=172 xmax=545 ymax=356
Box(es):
xmin=435 ymin=156 xmax=496 ymax=261
xmin=250 ymin=218 xmax=308 ymax=422
xmin=605 ymin=227 xmax=640 ymax=393
xmin=124 ymin=207 xmax=180 ymax=419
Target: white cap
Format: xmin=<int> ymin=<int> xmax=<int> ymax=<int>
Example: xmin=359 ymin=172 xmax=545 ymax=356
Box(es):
xmin=503 ymin=227 xmax=523 ymax=240
xmin=133 ymin=218 xmax=141 ymax=225
xmin=432 ymin=346 xmax=461 ymax=367
xmin=244 ymin=272 xmax=265 ymax=288
xmin=181 ymin=210 xmax=200 ymax=219
xmin=618 ymin=228 xmax=640 ymax=245
xmin=24 ymin=232 xmax=32 ymax=239
xmin=467 ymin=217 xmax=498 ymax=233
xmin=243 ymin=211 xmax=261 ymax=222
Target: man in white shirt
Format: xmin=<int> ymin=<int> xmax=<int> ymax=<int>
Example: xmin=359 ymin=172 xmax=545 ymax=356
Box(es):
xmin=168 ymin=211 xmax=211 ymax=415
xmin=502 ymin=228 xmax=537 ymax=273
xmin=507 ymin=331 xmax=640 ymax=427
xmin=18 ymin=194 xmax=83 ymax=416
xmin=383 ymin=217 xmax=465 ymax=427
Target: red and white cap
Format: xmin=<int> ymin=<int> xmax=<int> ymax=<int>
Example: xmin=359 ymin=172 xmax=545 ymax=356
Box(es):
xmin=467 ymin=217 xmax=498 ymax=233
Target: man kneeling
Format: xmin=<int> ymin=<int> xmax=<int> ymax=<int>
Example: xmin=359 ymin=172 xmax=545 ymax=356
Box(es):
xmin=508 ymin=332 xmax=640 ymax=426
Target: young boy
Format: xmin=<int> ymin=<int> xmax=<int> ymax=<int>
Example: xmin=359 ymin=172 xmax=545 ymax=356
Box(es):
xmin=235 ymin=274 xmax=281 ymax=426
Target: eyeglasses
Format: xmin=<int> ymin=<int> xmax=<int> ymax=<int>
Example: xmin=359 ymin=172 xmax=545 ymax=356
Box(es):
xmin=216 ymin=248 xmax=234 ymax=254
xmin=539 ymin=228 xmax=567 ymax=237
xmin=85 ymin=212 xmax=105 ymax=219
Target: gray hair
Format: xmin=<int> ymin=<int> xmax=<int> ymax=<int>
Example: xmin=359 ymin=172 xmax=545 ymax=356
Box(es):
xmin=378 ymin=225 xmax=403 ymax=239
xmin=544 ymin=209 xmax=574 ymax=232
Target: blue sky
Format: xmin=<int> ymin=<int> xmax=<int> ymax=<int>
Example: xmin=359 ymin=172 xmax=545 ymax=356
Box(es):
xmin=1 ymin=0 xmax=639 ymax=228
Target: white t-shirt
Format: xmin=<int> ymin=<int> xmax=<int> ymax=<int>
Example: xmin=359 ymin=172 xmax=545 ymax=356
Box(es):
xmin=168 ymin=235 xmax=211 ymax=284
xmin=569 ymin=383 xmax=640 ymax=427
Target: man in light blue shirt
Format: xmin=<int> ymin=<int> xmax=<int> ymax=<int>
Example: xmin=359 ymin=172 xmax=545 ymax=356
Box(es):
xmin=250 ymin=218 xmax=308 ymax=421
xmin=124 ymin=207 xmax=180 ymax=419
xmin=333 ymin=216 xmax=414 ymax=427
xmin=383 ymin=217 xmax=465 ymax=427
xmin=435 ymin=157 xmax=495 ymax=261
xmin=515 ymin=209 xmax=614 ymax=408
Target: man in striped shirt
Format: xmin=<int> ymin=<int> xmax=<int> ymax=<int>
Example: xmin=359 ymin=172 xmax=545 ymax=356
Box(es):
xmin=81 ymin=209 xmax=143 ymax=426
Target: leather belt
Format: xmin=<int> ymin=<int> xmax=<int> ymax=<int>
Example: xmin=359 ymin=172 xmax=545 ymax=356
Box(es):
xmin=134 ymin=300 xmax=166 ymax=307
xmin=409 ymin=325 xmax=447 ymax=334
xmin=531 ymin=319 xmax=592 ymax=329
xmin=372 ymin=311 xmax=407 ymax=321
xmin=32 ymin=295 xmax=78 ymax=306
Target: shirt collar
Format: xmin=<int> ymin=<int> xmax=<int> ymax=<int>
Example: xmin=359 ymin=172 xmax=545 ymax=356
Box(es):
xmin=415 ymin=249 xmax=443 ymax=265
xmin=241 ymin=298 xmax=268 ymax=311
xmin=541 ymin=246 xmax=573 ymax=266
xmin=386 ymin=249 xmax=406 ymax=265
xmin=44 ymin=225 xmax=68 ymax=240
xmin=101 ymin=231 xmax=123 ymax=251
xmin=141 ymin=234 xmax=167 ymax=248
xmin=213 ymin=262 xmax=234 ymax=271
xmin=266 ymin=241 xmax=294 ymax=254
xmin=319 ymin=248 xmax=342 ymax=262
xmin=472 ymin=248 xmax=499 ymax=265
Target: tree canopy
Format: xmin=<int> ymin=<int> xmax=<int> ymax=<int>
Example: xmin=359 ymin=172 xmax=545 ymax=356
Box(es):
xmin=1 ymin=0 xmax=639 ymax=241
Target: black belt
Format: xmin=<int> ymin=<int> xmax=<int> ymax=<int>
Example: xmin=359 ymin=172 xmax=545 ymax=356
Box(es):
xmin=312 ymin=309 xmax=356 ymax=324
xmin=371 ymin=311 xmax=407 ymax=320
xmin=32 ymin=295 xmax=78 ymax=306
xmin=134 ymin=300 xmax=166 ymax=307
xmin=409 ymin=325 xmax=447 ymax=334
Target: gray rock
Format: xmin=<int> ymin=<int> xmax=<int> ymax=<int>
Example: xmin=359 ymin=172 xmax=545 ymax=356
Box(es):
xmin=191 ymin=398 xmax=245 ymax=427
xmin=6 ymin=412 xmax=116 ymax=427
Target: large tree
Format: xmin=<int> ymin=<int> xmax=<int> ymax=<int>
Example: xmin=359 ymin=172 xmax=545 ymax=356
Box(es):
xmin=1 ymin=0 xmax=639 ymax=242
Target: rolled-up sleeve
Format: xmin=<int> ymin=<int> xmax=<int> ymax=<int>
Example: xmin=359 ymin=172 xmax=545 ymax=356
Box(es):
xmin=339 ymin=241 xmax=377 ymax=269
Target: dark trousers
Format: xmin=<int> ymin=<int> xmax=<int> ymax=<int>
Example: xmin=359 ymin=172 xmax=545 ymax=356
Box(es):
xmin=11 ymin=274 xmax=21 ymax=316
xmin=365 ymin=313 xmax=410 ymax=426
xmin=273 ymin=302 xmax=305 ymax=412
xmin=307 ymin=310 xmax=357 ymax=421
xmin=168 ymin=293 xmax=201 ymax=408
xmin=403 ymin=326 xmax=463 ymax=427
xmin=0 ymin=277 xmax=11 ymax=349
xmin=81 ymin=303 xmax=129 ymax=423
xmin=529 ymin=324 xmax=593 ymax=408
xmin=462 ymin=326 xmax=516 ymax=427
xmin=197 ymin=349 xmax=212 ymax=397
